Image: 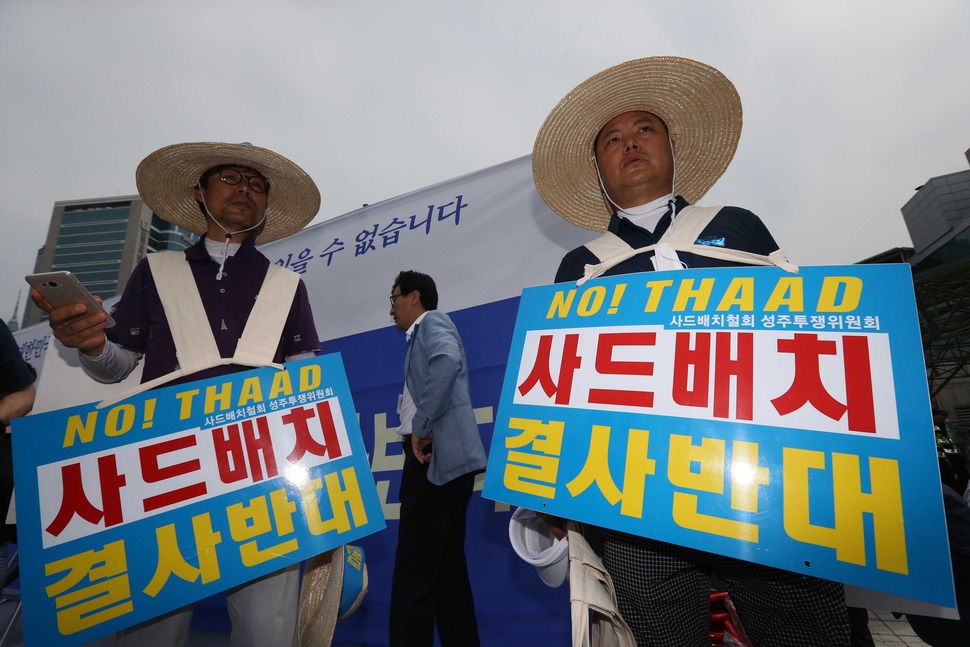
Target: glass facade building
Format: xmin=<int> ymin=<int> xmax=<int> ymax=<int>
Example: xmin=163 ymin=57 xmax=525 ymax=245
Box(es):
xmin=902 ymin=169 xmax=970 ymax=271
xmin=899 ymin=153 xmax=970 ymax=441
xmin=23 ymin=196 xmax=197 ymax=327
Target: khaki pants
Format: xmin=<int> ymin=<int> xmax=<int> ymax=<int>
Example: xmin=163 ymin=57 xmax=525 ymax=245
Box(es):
xmin=116 ymin=563 xmax=301 ymax=647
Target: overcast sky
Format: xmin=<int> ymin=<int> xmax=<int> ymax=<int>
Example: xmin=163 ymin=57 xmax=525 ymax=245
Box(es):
xmin=3 ymin=0 xmax=969 ymax=325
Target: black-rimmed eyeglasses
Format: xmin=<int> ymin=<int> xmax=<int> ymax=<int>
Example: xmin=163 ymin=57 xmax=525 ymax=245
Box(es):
xmin=218 ymin=169 xmax=269 ymax=193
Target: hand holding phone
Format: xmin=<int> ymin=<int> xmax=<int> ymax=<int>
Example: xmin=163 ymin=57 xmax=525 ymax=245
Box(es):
xmin=26 ymin=271 xmax=116 ymax=328
xmin=26 ymin=271 xmax=116 ymax=358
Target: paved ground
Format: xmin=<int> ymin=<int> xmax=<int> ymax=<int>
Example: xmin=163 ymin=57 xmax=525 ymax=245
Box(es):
xmin=868 ymin=609 xmax=930 ymax=646
xmin=0 ymin=603 xmax=932 ymax=647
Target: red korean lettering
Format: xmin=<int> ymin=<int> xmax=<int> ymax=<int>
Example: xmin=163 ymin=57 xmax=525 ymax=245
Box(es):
xmin=140 ymin=435 xmax=207 ymax=512
xmin=772 ymin=334 xmax=844 ymax=420
xmin=772 ymin=334 xmax=876 ymax=433
xmin=284 ymin=401 xmax=343 ymax=463
xmin=672 ymin=332 xmax=754 ymax=420
xmin=213 ymin=425 xmax=248 ymax=484
xmin=673 ymin=332 xmax=711 ymax=408
xmin=212 ymin=417 xmax=279 ymax=484
xmin=714 ymin=332 xmax=753 ymax=420
xmin=588 ymin=332 xmax=655 ymax=408
xmin=46 ymin=455 xmax=127 ymax=537
xmin=517 ymin=333 xmax=581 ymax=405
xmin=842 ymin=336 xmax=876 ymax=433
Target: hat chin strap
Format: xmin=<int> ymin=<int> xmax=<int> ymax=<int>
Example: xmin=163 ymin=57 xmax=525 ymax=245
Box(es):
xmin=200 ymin=192 xmax=267 ymax=281
xmin=594 ymin=134 xmax=680 ymax=221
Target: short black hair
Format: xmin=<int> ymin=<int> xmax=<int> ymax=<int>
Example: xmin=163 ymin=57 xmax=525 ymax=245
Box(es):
xmin=393 ymin=270 xmax=438 ymax=310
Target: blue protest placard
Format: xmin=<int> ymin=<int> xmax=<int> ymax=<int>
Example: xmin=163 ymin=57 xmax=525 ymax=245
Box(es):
xmin=482 ymin=264 xmax=954 ymax=609
xmin=12 ymin=353 xmax=385 ymax=646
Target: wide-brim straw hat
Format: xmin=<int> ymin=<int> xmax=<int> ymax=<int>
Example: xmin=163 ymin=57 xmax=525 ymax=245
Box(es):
xmin=532 ymin=56 xmax=742 ymax=232
xmin=136 ymin=142 xmax=321 ymax=244
xmin=299 ymin=544 xmax=368 ymax=646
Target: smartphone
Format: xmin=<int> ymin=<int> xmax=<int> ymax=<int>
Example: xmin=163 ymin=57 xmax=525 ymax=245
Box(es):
xmin=26 ymin=271 xmax=116 ymax=328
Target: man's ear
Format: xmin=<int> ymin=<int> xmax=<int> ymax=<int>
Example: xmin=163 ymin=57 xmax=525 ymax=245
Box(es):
xmin=194 ymin=185 xmax=205 ymax=202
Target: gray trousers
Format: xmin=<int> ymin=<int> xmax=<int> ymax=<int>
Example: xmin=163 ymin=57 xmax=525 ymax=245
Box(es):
xmin=115 ymin=563 xmax=301 ymax=647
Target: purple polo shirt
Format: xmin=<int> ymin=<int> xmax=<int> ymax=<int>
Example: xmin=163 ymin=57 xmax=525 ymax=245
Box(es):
xmin=106 ymin=236 xmax=320 ymax=386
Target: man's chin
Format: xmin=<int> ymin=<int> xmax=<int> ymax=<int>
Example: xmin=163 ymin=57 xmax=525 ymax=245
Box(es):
xmin=216 ymin=214 xmax=261 ymax=233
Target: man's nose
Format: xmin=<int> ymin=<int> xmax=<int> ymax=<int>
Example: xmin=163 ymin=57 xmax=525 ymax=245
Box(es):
xmin=624 ymin=136 xmax=639 ymax=152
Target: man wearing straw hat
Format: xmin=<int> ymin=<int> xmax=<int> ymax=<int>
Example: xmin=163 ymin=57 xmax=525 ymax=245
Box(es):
xmin=32 ymin=142 xmax=323 ymax=646
xmin=532 ymin=58 xmax=850 ymax=646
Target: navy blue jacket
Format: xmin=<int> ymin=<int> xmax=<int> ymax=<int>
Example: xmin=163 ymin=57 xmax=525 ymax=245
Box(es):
xmin=555 ymin=197 xmax=780 ymax=283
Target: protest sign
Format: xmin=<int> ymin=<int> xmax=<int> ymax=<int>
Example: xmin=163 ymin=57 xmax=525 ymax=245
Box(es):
xmin=483 ymin=264 xmax=954 ymax=609
xmin=12 ymin=353 xmax=384 ymax=645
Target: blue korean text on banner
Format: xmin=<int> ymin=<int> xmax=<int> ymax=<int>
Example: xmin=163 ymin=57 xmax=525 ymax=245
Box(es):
xmin=11 ymin=353 xmax=386 ymax=646
xmin=482 ymin=263 xmax=955 ymax=610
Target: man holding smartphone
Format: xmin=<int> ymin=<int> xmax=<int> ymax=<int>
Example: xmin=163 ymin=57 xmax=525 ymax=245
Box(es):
xmin=30 ymin=141 xmax=322 ymax=647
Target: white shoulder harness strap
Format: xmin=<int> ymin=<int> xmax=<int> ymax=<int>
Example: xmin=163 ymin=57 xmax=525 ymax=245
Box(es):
xmin=97 ymin=251 xmax=300 ymax=409
xmin=578 ymin=205 xmax=798 ymax=285
xmin=566 ymin=521 xmax=636 ymax=647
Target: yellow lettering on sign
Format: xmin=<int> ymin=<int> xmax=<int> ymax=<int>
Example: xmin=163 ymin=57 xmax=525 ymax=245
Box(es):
xmin=644 ymin=280 xmax=674 ymax=312
xmin=716 ymin=277 xmax=755 ymax=311
xmin=730 ymin=441 xmax=769 ymax=513
xmin=619 ymin=428 xmax=655 ymax=518
xmin=104 ymin=404 xmax=135 ymax=438
xmin=238 ymin=377 xmax=263 ymax=407
xmin=546 ymin=289 xmax=576 ymax=319
xmin=176 ymin=389 xmax=200 ymax=420
xmin=504 ymin=417 xmax=565 ymax=499
xmin=204 ymin=382 xmax=232 ymax=415
xmin=269 ymin=371 xmax=294 ymax=399
xmin=764 ymin=277 xmax=804 ymax=312
xmin=783 ymin=448 xmax=907 ymax=574
xmin=302 ymin=467 xmax=368 ymax=535
xmin=299 ymin=364 xmax=322 ymax=391
xmin=672 ymin=278 xmax=716 ymax=312
xmin=566 ymin=425 xmax=621 ymax=503
xmin=577 ymin=286 xmax=606 ymax=316
xmin=63 ymin=412 xmax=97 ymax=447
xmin=669 ymin=435 xmax=759 ymax=542
xmin=817 ymin=276 xmax=863 ymax=312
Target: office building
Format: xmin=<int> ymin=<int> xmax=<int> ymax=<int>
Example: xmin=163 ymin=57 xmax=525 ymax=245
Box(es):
xmin=901 ymin=147 xmax=970 ymax=433
xmin=22 ymin=195 xmax=196 ymax=327
xmin=902 ymin=167 xmax=970 ymax=270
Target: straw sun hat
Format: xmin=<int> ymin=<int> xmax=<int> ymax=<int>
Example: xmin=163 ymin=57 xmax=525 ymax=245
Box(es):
xmin=532 ymin=56 xmax=743 ymax=232
xmin=299 ymin=544 xmax=368 ymax=646
xmin=136 ymin=142 xmax=321 ymax=244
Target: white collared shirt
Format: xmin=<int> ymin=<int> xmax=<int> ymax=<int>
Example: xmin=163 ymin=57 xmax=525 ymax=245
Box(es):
xmin=397 ymin=311 xmax=429 ymax=435
xmin=405 ymin=311 xmax=429 ymax=343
